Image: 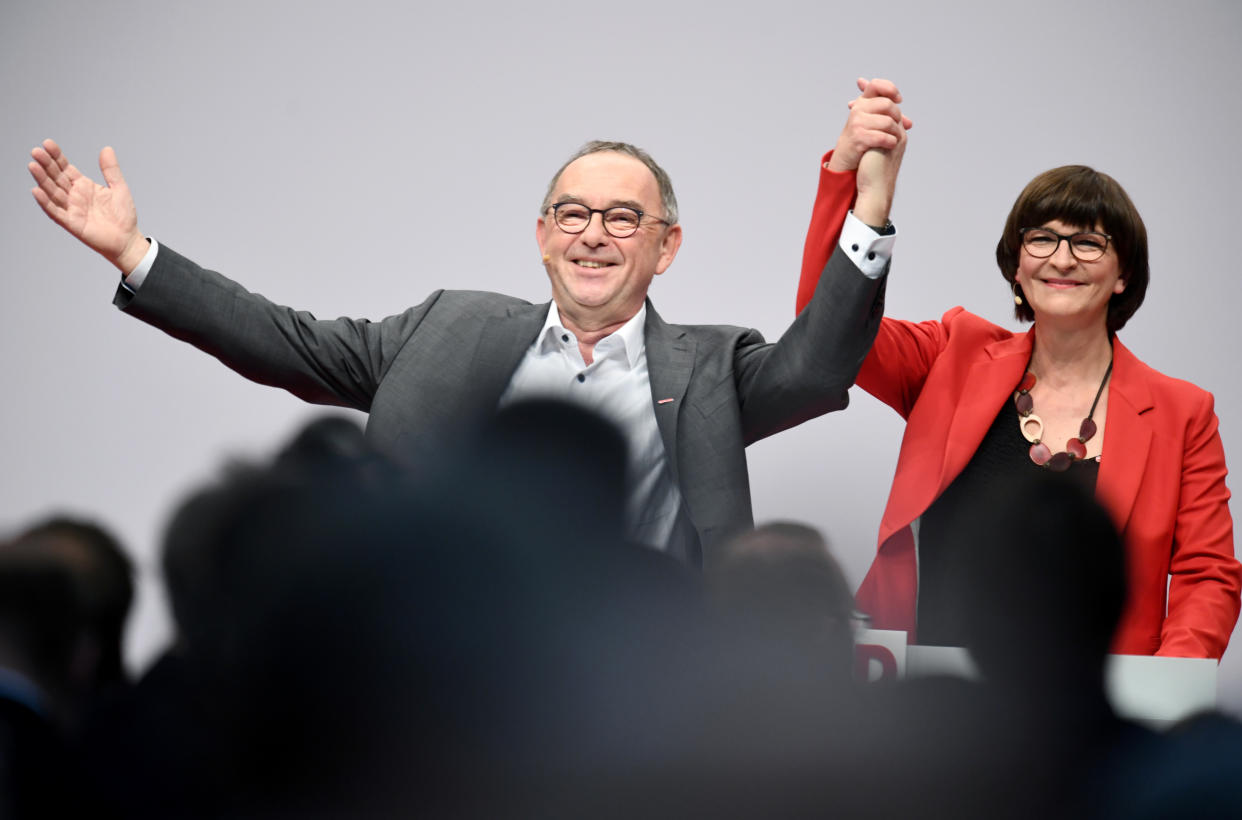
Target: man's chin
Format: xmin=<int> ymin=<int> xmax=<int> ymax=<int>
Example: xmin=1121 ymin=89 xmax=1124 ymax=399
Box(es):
xmin=562 ymin=287 xmax=617 ymax=311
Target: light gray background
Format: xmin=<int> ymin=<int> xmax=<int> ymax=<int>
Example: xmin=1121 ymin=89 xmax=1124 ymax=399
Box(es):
xmin=4 ymin=1 xmax=1240 ymax=712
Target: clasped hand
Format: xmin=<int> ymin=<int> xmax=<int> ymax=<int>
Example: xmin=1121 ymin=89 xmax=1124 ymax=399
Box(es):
xmin=828 ymin=77 xmax=911 ymax=227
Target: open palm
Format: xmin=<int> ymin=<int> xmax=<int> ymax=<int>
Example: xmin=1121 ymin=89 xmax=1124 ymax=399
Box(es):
xmin=29 ymin=139 xmax=145 ymax=271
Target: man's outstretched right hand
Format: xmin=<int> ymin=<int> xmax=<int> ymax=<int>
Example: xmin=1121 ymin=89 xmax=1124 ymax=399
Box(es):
xmin=29 ymin=139 xmax=148 ymax=273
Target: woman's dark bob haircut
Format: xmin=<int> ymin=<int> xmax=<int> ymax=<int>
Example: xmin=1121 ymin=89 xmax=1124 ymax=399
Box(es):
xmin=996 ymin=165 xmax=1149 ymax=332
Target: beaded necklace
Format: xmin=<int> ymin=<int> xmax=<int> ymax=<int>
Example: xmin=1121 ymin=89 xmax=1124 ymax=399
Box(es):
xmin=1013 ymin=350 xmax=1113 ymax=471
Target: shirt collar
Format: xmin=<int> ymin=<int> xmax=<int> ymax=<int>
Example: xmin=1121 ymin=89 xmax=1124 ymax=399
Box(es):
xmin=539 ymin=302 xmax=647 ymax=369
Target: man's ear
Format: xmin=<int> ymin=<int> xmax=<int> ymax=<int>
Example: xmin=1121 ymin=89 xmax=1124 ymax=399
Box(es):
xmin=535 ymin=216 xmax=549 ymax=259
xmin=654 ymin=224 xmax=683 ymax=276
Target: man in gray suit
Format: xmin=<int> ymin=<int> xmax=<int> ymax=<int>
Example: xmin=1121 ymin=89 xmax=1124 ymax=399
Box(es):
xmin=28 ymin=79 xmax=909 ymax=566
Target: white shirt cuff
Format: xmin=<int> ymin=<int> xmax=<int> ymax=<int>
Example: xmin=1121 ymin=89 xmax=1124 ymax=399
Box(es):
xmin=838 ymin=211 xmax=896 ymax=279
xmin=121 ymin=238 xmax=160 ymax=292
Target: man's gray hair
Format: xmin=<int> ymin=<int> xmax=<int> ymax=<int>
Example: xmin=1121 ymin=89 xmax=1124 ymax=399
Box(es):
xmin=540 ymin=140 xmax=679 ymax=225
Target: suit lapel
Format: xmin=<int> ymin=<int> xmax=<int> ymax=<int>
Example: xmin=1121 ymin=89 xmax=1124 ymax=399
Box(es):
xmin=467 ymin=300 xmax=550 ymax=409
xmin=1096 ymin=338 xmax=1154 ymax=532
xmin=643 ymin=300 xmax=696 ymax=487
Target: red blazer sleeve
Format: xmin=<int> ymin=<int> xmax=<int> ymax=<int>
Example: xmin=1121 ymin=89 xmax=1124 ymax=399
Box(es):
xmin=796 ymin=151 xmax=857 ymax=315
xmin=797 ymin=151 xmax=961 ymax=418
xmin=1158 ymin=389 xmax=1241 ymax=658
xmin=854 ymin=314 xmax=958 ymax=420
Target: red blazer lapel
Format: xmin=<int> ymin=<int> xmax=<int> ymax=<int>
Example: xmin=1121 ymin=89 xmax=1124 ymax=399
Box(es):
xmin=941 ymin=333 xmax=1032 ymax=487
xmin=1096 ymin=338 xmax=1155 ymax=534
xmin=878 ymin=329 xmax=1034 ymax=548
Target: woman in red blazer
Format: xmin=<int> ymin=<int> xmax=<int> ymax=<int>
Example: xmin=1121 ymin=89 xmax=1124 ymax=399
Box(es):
xmin=798 ymin=131 xmax=1241 ymax=659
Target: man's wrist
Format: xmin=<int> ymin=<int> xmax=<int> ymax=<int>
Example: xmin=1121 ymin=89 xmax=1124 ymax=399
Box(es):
xmin=120 ymin=238 xmax=159 ymax=292
xmin=114 ymin=234 xmax=151 ymax=275
xmin=852 ymin=195 xmax=891 ymax=229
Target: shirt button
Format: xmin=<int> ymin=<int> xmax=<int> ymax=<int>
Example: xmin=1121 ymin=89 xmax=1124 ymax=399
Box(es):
xmin=868 ymin=252 xmax=876 ymax=260
xmin=851 ymin=243 xmax=860 ymax=252
xmin=562 ymin=334 xmax=569 ymax=342
xmin=577 ymin=373 xmax=585 ymax=383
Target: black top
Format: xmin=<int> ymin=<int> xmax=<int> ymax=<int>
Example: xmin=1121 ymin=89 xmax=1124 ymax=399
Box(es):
xmin=915 ymin=399 xmax=1100 ymax=646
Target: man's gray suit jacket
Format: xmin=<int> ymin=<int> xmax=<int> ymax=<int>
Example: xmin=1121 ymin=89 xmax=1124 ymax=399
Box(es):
xmin=115 ymin=244 xmax=886 ymax=566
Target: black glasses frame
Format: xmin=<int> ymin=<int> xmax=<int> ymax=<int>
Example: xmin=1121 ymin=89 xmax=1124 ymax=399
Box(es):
xmin=548 ymin=202 xmax=669 ymax=238
xmin=1019 ymin=227 xmax=1113 ymax=262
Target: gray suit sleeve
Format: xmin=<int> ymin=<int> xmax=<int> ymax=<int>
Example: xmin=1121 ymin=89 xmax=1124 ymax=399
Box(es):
xmin=114 ymin=243 xmax=440 ymax=412
xmin=734 ymin=244 xmax=887 ymax=444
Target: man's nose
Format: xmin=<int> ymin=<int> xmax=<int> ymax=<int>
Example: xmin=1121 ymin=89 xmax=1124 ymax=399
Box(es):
xmin=581 ymin=211 xmax=611 ymax=244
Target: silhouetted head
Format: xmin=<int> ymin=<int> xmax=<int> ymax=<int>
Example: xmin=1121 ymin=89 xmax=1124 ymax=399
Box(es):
xmin=9 ymin=516 xmax=133 ymax=691
xmin=948 ymin=472 xmax=1127 ymax=691
xmin=0 ymin=543 xmax=85 ymax=722
xmin=463 ymin=397 xmax=631 ymax=550
xmin=710 ymin=521 xmax=855 ymax=653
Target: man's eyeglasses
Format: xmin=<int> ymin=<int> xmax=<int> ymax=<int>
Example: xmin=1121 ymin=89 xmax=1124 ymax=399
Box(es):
xmin=548 ymin=203 xmax=668 ymax=238
xmin=1019 ymin=227 xmax=1112 ymax=262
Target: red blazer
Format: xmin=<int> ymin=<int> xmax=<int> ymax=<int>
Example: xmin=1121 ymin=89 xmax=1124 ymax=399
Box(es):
xmin=798 ymin=157 xmax=1241 ymax=658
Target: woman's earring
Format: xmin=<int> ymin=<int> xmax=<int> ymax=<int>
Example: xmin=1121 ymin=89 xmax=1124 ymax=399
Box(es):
xmin=1013 ymin=282 xmax=1024 ymax=306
